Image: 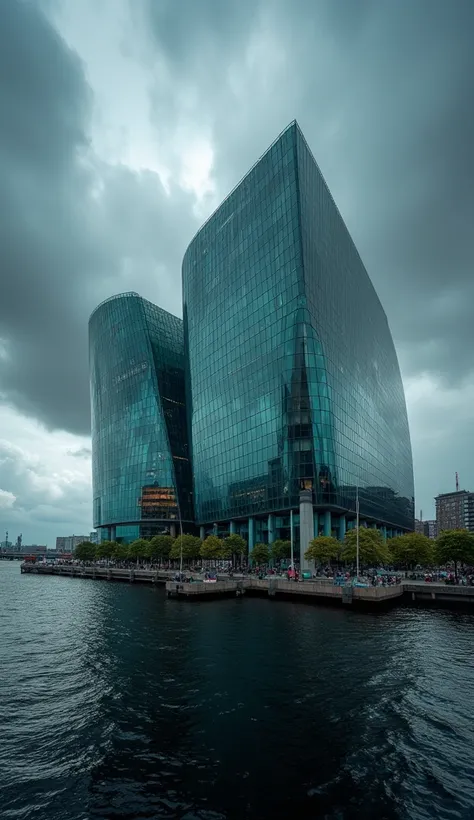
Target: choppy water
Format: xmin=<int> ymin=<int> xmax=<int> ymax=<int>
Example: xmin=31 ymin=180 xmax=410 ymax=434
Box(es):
xmin=1 ymin=562 xmax=473 ymax=820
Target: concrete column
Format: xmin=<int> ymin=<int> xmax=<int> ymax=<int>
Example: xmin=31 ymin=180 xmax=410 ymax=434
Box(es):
xmin=230 ymin=520 xmax=237 ymax=534
xmin=323 ymin=510 xmax=332 ymax=536
xmin=248 ymin=517 xmax=255 ymax=562
xmin=170 ymin=523 xmax=177 ymax=538
xmin=361 ymin=520 xmax=368 ymax=528
xmin=339 ymin=515 xmax=346 ymax=541
xmin=381 ymin=525 xmax=387 ymax=540
xmin=110 ymin=525 xmax=116 ymax=541
xmin=387 ymin=529 xmax=393 ymax=539
xmin=199 ymin=525 xmax=205 ymax=540
xmin=268 ymin=514 xmax=275 ymax=544
xmin=370 ymin=522 xmax=377 ymax=529
xmin=300 ymin=490 xmax=314 ymax=570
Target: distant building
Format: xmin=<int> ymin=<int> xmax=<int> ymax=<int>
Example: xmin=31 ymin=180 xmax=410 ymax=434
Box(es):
xmin=89 ymin=531 xmax=98 ymax=544
xmin=0 ymin=543 xmax=46 ymax=553
xmin=415 ymin=519 xmax=438 ymax=538
xmin=424 ymin=520 xmax=438 ymax=539
xmin=56 ymin=535 xmax=90 ymax=553
xmin=435 ymin=491 xmax=474 ymax=533
xmin=23 ymin=545 xmax=47 ymax=553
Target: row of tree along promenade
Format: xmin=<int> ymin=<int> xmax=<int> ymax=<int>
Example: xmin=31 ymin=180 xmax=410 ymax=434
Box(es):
xmin=69 ymin=529 xmax=474 ymax=580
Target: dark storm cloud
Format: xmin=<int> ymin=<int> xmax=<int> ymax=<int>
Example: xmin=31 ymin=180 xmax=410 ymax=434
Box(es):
xmin=2 ymin=0 xmax=473 ymax=449
xmin=141 ymin=0 xmax=474 ymax=384
xmin=0 ymin=0 xmax=198 ymax=436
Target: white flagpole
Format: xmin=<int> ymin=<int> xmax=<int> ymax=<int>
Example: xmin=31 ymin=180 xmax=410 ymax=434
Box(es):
xmin=356 ymin=485 xmax=360 ymax=580
xmin=290 ymin=509 xmax=294 ymax=569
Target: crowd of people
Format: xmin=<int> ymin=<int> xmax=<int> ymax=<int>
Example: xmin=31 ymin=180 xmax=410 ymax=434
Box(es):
xmin=36 ymin=556 xmax=474 ymax=586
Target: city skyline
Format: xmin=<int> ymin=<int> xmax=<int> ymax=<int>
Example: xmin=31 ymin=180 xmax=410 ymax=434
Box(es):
xmin=1 ymin=0 xmax=474 ymax=544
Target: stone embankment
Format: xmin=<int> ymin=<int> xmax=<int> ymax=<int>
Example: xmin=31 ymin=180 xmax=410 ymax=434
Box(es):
xmin=21 ymin=564 xmax=474 ymax=608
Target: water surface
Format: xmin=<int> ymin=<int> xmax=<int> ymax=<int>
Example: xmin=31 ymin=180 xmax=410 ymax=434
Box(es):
xmin=1 ymin=562 xmax=473 ymax=819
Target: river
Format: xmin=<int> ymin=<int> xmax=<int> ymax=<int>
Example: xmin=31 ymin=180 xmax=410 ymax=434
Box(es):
xmin=0 ymin=562 xmax=473 ymax=820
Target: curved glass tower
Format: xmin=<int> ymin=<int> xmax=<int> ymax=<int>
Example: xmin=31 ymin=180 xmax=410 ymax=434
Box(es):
xmin=183 ymin=122 xmax=414 ymax=554
xmin=89 ymin=293 xmax=193 ymax=543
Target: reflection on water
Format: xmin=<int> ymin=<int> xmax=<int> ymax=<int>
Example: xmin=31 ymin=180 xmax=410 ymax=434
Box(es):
xmin=1 ymin=562 xmax=473 ymax=820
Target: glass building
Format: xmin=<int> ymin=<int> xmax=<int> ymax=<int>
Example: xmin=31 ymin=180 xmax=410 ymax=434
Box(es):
xmin=183 ymin=121 xmax=414 ymax=561
xmin=89 ymin=293 xmax=193 ymax=543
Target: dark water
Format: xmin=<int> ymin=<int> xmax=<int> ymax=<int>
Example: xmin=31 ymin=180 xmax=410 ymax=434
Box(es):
xmin=1 ymin=563 xmax=473 ymax=820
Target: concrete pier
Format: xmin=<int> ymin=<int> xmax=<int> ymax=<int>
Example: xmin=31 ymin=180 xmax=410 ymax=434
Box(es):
xmin=20 ymin=564 xmax=474 ymax=609
xmin=165 ymin=578 xmax=404 ymax=606
xmin=21 ymin=563 xmax=172 ymax=584
xmin=403 ymin=581 xmax=474 ymax=605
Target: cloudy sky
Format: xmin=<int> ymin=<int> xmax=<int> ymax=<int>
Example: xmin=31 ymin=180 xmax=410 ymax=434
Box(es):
xmin=1 ymin=0 xmax=473 ymax=546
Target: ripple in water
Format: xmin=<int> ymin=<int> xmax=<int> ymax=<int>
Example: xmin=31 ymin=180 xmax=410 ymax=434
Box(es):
xmin=1 ymin=562 xmax=473 ymax=820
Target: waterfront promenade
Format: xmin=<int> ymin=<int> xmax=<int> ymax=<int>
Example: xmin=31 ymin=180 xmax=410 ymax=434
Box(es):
xmin=20 ymin=563 xmax=474 ymax=608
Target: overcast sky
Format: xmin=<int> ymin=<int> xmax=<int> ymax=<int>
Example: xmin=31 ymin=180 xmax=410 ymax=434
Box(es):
xmin=1 ymin=0 xmax=473 ymax=546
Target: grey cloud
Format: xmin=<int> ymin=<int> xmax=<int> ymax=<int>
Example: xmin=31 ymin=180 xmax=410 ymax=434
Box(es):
xmin=0 ymin=0 xmax=198 ymax=436
xmin=139 ymin=0 xmax=474 ymax=386
xmin=67 ymin=447 xmax=92 ymax=459
xmin=1 ymin=0 xmax=474 ymax=524
xmin=144 ymin=0 xmax=256 ymax=72
xmin=0 ymin=436 xmax=91 ymax=544
xmin=0 ymin=439 xmax=59 ymax=510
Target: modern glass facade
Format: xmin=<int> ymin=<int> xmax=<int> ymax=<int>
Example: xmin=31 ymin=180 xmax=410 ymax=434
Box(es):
xmin=183 ymin=121 xmax=414 ymax=546
xmin=89 ymin=293 xmax=193 ymax=543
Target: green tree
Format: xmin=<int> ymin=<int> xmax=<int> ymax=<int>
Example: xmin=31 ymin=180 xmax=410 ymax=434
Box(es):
xmin=112 ymin=543 xmax=129 ymax=562
xmin=270 ymin=539 xmax=291 ymax=563
xmin=74 ymin=541 xmax=97 ymax=562
xmin=200 ymin=535 xmax=224 ymax=560
xmin=251 ymin=542 xmax=270 ymax=565
xmin=96 ymin=540 xmax=116 ymax=560
xmin=436 ymin=529 xmax=474 ymax=579
xmin=305 ymin=535 xmax=340 ymax=564
xmin=218 ymin=540 xmax=232 ymax=560
xmin=342 ymin=528 xmax=391 ymax=568
xmin=390 ymin=532 xmax=434 ymax=569
xmin=127 ymin=539 xmax=150 ymax=563
xmin=223 ymin=534 xmax=247 ymax=565
xmin=149 ymin=535 xmax=174 ymax=562
xmin=170 ymin=534 xmax=202 ymax=562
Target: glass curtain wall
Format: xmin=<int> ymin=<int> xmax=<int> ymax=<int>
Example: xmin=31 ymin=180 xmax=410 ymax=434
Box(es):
xmin=183 ymin=122 xmax=414 ymax=532
xmin=89 ymin=292 xmax=193 ymax=542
